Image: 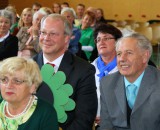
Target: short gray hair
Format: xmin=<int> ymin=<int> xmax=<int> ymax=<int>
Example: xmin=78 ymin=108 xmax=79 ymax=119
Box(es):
xmin=61 ymin=7 xmax=76 ymax=18
xmin=116 ymin=33 xmax=153 ymax=58
xmin=33 ymin=9 xmax=48 ymax=21
xmin=41 ymin=14 xmax=72 ymax=36
xmin=0 ymin=9 xmax=14 ymax=26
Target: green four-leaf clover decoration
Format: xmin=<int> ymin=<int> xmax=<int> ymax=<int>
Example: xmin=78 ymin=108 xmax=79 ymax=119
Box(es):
xmin=40 ymin=64 xmax=76 ymax=123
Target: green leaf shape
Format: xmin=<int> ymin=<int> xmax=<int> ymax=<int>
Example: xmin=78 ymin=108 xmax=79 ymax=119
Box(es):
xmin=61 ymin=84 xmax=73 ymax=96
xmin=40 ymin=64 xmax=76 ymax=123
xmin=54 ymin=87 xmax=69 ymax=106
xmin=58 ymin=113 xmax=67 ymax=123
xmin=63 ymin=99 xmax=76 ymax=111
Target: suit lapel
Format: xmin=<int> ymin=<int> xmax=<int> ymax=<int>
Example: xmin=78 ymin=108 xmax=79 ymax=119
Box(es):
xmin=132 ymin=66 xmax=155 ymax=113
xmin=36 ymin=52 xmax=44 ymax=69
xmin=58 ymin=51 xmax=74 ymax=79
xmin=114 ymin=74 xmax=127 ymax=115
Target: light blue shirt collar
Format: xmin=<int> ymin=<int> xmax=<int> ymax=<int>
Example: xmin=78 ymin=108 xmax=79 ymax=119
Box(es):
xmin=124 ymin=71 xmax=145 ymax=89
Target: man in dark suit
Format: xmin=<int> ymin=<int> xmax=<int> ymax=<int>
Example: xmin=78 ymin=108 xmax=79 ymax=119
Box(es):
xmin=33 ymin=14 xmax=97 ymax=130
xmin=99 ymin=33 xmax=160 ymax=130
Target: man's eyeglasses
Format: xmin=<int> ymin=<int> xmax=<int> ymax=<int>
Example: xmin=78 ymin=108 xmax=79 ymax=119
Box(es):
xmin=39 ymin=31 xmax=63 ymax=38
xmin=94 ymin=37 xmax=115 ymax=43
xmin=0 ymin=76 xmax=26 ymax=86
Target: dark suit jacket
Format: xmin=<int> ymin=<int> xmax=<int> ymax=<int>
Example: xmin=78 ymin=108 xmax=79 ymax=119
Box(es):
xmin=33 ymin=51 xmax=97 ymax=130
xmin=0 ymin=34 xmax=18 ymax=61
xmin=99 ymin=65 xmax=160 ymax=130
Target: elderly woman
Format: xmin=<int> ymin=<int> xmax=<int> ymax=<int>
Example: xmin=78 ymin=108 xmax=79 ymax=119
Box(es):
xmin=92 ymin=23 xmax=122 ymax=127
xmin=61 ymin=7 xmax=81 ymax=55
xmin=0 ymin=57 xmax=58 ymax=130
xmin=0 ymin=9 xmax=18 ymax=61
xmin=26 ymin=10 xmax=48 ymax=56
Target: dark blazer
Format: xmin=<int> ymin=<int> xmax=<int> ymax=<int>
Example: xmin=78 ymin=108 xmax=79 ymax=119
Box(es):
xmin=0 ymin=34 xmax=18 ymax=61
xmin=100 ymin=65 xmax=160 ymax=130
xmin=33 ymin=51 xmax=98 ymax=130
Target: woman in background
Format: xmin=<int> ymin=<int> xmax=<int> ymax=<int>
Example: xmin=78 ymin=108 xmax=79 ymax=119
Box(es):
xmin=52 ymin=3 xmax=61 ymax=14
xmin=0 ymin=9 xmax=18 ymax=61
xmin=92 ymin=23 xmax=122 ymax=128
xmin=96 ymin=8 xmax=107 ymax=24
xmin=61 ymin=7 xmax=81 ymax=55
xmin=16 ymin=8 xmax=33 ymax=58
xmin=77 ymin=10 xmax=96 ymax=61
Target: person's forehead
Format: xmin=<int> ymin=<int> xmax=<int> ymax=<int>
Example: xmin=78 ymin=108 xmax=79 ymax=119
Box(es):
xmin=118 ymin=38 xmax=138 ymax=49
xmin=45 ymin=17 xmax=63 ymax=23
xmin=0 ymin=16 xmax=10 ymax=20
xmin=42 ymin=17 xmax=64 ymax=29
xmin=54 ymin=4 xmax=60 ymax=7
xmin=33 ymin=5 xmax=40 ymax=8
xmin=97 ymin=32 xmax=113 ymax=36
xmin=63 ymin=11 xmax=73 ymax=16
xmin=23 ymin=10 xmax=32 ymax=14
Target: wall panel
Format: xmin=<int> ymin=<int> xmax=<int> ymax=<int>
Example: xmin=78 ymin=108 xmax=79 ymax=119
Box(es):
xmin=8 ymin=0 xmax=160 ymax=22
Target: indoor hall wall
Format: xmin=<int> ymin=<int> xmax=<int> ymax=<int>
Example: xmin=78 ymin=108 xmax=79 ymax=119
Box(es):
xmin=9 ymin=0 xmax=160 ymax=22
xmin=8 ymin=0 xmax=59 ymax=15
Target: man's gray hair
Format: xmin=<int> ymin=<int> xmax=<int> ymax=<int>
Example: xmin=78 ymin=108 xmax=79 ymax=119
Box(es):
xmin=116 ymin=33 xmax=153 ymax=58
xmin=33 ymin=9 xmax=48 ymax=21
xmin=61 ymin=7 xmax=76 ymax=18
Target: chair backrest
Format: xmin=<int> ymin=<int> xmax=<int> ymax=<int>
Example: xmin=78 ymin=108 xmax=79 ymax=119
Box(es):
xmin=136 ymin=22 xmax=149 ymax=28
xmin=150 ymin=23 xmax=160 ymax=45
xmin=135 ymin=26 xmax=152 ymax=41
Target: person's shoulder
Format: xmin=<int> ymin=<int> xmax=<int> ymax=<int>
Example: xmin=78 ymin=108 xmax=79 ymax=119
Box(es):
xmin=101 ymin=71 xmax=121 ymax=82
xmin=91 ymin=57 xmax=98 ymax=66
xmin=37 ymin=98 xmax=55 ymax=111
xmin=65 ymin=52 xmax=95 ymax=73
xmin=74 ymin=55 xmax=95 ymax=68
xmin=7 ymin=34 xmax=18 ymax=40
xmin=5 ymin=34 xmax=18 ymax=42
xmin=146 ymin=65 xmax=160 ymax=77
xmin=32 ymin=52 xmax=42 ymax=61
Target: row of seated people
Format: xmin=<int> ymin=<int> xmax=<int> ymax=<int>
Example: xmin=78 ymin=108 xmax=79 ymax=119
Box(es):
xmin=0 ymin=3 xmax=159 ymax=130
xmin=2 ymin=3 xmax=109 ymax=62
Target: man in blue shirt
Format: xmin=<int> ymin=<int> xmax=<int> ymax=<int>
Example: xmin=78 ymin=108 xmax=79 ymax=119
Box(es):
xmin=99 ymin=33 xmax=160 ymax=130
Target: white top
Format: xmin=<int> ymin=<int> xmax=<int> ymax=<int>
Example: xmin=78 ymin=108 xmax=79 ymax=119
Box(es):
xmin=0 ymin=31 xmax=10 ymax=42
xmin=43 ymin=54 xmax=64 ymax=73
xmin=91 ymin=57 xmax=118 ymax=117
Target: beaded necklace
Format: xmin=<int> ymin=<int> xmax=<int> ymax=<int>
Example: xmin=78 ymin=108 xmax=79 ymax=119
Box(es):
xmin=5 ymin=96 xmax=33 ymax=118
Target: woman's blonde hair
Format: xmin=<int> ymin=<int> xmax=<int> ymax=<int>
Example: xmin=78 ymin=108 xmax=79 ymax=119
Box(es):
xmin=18 ymin=7 xmax=33 ymax=28
xmin=0 ymin=57 xmax=42 ymax=90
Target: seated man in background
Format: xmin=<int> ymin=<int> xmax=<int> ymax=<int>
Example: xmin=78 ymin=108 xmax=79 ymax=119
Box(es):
xmin=32 ymin=2 xmax=42 ymax=13
xmin=100 ymin=33 xmax=160 ymax=130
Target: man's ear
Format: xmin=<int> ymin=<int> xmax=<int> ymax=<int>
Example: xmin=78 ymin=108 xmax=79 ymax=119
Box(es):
xmin=143 ymin=50 xmax=150 ymax=63
xmin=65 ymin=35 xmax=71 ymax=44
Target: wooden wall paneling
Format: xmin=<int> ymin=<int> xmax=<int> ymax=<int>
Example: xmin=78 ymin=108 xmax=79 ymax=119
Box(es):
xmin=0 ymin=0 xmax=8 ymax=9
xmin=8 ymin=0 xmax=160 ymax=22
xmin=150 ymin=0 xmax=160 ymax=21
xmin=139 ymin=0 xmax=152 ymax=22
